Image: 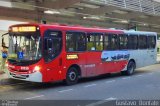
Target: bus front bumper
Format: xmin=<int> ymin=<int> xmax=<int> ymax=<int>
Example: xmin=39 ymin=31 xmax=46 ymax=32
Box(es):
xmin=7 ymin=71 xmax=42 ymax=82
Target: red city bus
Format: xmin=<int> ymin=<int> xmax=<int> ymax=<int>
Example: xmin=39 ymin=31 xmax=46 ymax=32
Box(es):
xmin=2 ymin=23 xmax=157 ymax=85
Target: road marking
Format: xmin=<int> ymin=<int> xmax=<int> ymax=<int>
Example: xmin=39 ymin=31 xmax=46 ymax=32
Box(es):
xmin=84 ymin=84 xmax=97 ymax=88
xmin=122 ymin=77 xmax=131 ymax=80
xmin=25 ymin=95 xmax=44 ymax=100
xmin=105 ymin=80 xmax=115 ymax=84
xmin=105 ymin=97 xmax=117 ymax=101
xmin=86 ymin=97 xmax=117 ymax=106
xmin=136 ymin=75 xmax=143 ymax=77
xmin=148 ymin=72 xmax=154 ymax=75
xmin=58 ymin=89 xmax=73 ymax=93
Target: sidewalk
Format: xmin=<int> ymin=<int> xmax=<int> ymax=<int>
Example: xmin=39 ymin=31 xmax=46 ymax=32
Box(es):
xmin=0 ymin=57 xmax=9 ymax=83
xmin=0 ymin=71 xmax=8 ymax=80
xmin=0 ymin=71 xmax=9 ymax=85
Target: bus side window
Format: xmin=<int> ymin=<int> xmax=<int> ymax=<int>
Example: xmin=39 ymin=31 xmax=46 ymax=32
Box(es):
xmin=104 ymin=33 xmax=119 ymax=50
xmin=147 ymin=36 xmax=156 ymax=49
xmin=119 ymin=34 xmax=128 ymax=49
xmin=95 ymin=35 xmax=103 ymax=51
xmin=66 ymin=31 xmax=86 ymax=52
xmin=104 ymin=34 xmax=109 ymax=50
xmin=77 ymin=34 xmax=86 ymax=51
xmin=87 ymin=33 xmax=103 ymax=51
xmin=128 ymin=35 xmax=138 ymax=49
xmin=110 ymin=34 xmax=119 ymax=50
xmin=138 ymin=35 xmax=147 ymax=49
xmin=87 ymin=34 xmax=95 ymax=51
xmin=66 ymin=34 xmax=76 ymax=51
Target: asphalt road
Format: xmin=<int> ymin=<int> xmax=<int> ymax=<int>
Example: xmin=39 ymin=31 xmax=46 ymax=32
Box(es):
xmin=0 ymin=64 xmax=160 ymax=106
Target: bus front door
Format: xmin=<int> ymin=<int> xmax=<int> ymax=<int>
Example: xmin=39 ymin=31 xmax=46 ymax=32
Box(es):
xmin=43 ymin=30 xmax=63 ymax=82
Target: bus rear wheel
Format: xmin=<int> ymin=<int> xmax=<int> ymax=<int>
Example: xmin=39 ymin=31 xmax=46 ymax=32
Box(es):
xmin=65 ymin=67 xmax=79 ymax=85
xmin=122 ymin=61 xmax=135 ymax=75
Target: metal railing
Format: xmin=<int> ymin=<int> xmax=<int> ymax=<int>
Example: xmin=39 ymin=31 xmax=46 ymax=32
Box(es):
xmin=89 ymin=0 xmax=160 ymax=16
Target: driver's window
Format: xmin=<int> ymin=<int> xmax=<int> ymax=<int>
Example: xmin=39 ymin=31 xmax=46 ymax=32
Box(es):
xmin=44 ymin=30 xmax=62 ymax=62
xmin=44 ymin=39 xmax=52 ymax=50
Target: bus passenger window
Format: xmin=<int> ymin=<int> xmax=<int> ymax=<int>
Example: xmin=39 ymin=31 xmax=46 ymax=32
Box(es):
xmin=87 ymin=35 xmax=95 ymax=51
xmin=138 ymin=35 xmax=147 ymax=49
xmin=66 ymin=32 xmax=86 ymax=52
xmin=147 ymin=36 xmax=156 ymax=49
xmin=87 ymin=33 xmax=103 ymax=51
xmin=119 ymin=34 xmax=128 ymax=49
xmin=95 ymin=35 xmax=103 ymax=51
xmin=77 ymin=35 xmax=86 ymax=51
xmin=110 ymin=34 xmax=119 ymax=50
xmin=66 ymin=35 xmax=75 ymax=51
xmin=128 ymin=35 xmax=138 ymax=49
xmin=104 ymin=34 xmax=109 ymax=50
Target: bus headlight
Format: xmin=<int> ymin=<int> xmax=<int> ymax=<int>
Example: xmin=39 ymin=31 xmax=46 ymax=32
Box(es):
xmin=34 ymin=66 xmax=40 ymax=72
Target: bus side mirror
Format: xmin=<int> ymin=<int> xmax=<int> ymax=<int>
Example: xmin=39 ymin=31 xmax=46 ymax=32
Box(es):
xmin=1 ymin=33 xmax=9 ymax=48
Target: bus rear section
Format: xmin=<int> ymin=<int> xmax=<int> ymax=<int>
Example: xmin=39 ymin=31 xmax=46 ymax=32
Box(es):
xmin=123 ymin=31 xmax=157 ymax=69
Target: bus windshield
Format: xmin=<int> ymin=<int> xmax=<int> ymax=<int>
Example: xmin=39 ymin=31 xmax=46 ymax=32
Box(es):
xmin=8 ymin=33 xmax=42 ymax=62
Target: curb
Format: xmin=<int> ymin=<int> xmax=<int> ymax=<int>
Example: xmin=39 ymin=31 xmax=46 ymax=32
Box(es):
xmin=0 ymin=72 xmax=9 ymax=85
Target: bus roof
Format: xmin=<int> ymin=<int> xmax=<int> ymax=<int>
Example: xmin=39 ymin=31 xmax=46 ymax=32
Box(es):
xmin=123 ymin=30 xmax=157 ymax=35
xmin=9 ymin=23 xmax=157 ymax=35
xmin=9 ymin=23 xmax=123 ymax=34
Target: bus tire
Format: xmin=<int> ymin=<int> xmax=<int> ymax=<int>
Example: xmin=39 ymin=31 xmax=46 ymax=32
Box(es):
xmin=122 ymin=61 xmax=135 ymax=75
xmin=65 ymin=67 xmax=79 ymax=85
xmin=126 ymin=61 xmax=136 ymax=75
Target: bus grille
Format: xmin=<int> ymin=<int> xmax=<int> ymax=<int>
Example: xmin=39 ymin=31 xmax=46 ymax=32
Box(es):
xmin=10 ymin=73 xmax=29 ymax=79
xmin=10 ymin=68 xmax=28 ymax=72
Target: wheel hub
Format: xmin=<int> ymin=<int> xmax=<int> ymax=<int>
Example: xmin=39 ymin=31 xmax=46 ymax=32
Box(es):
xmin=69 ymin=71 xmax=76 ymax=81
